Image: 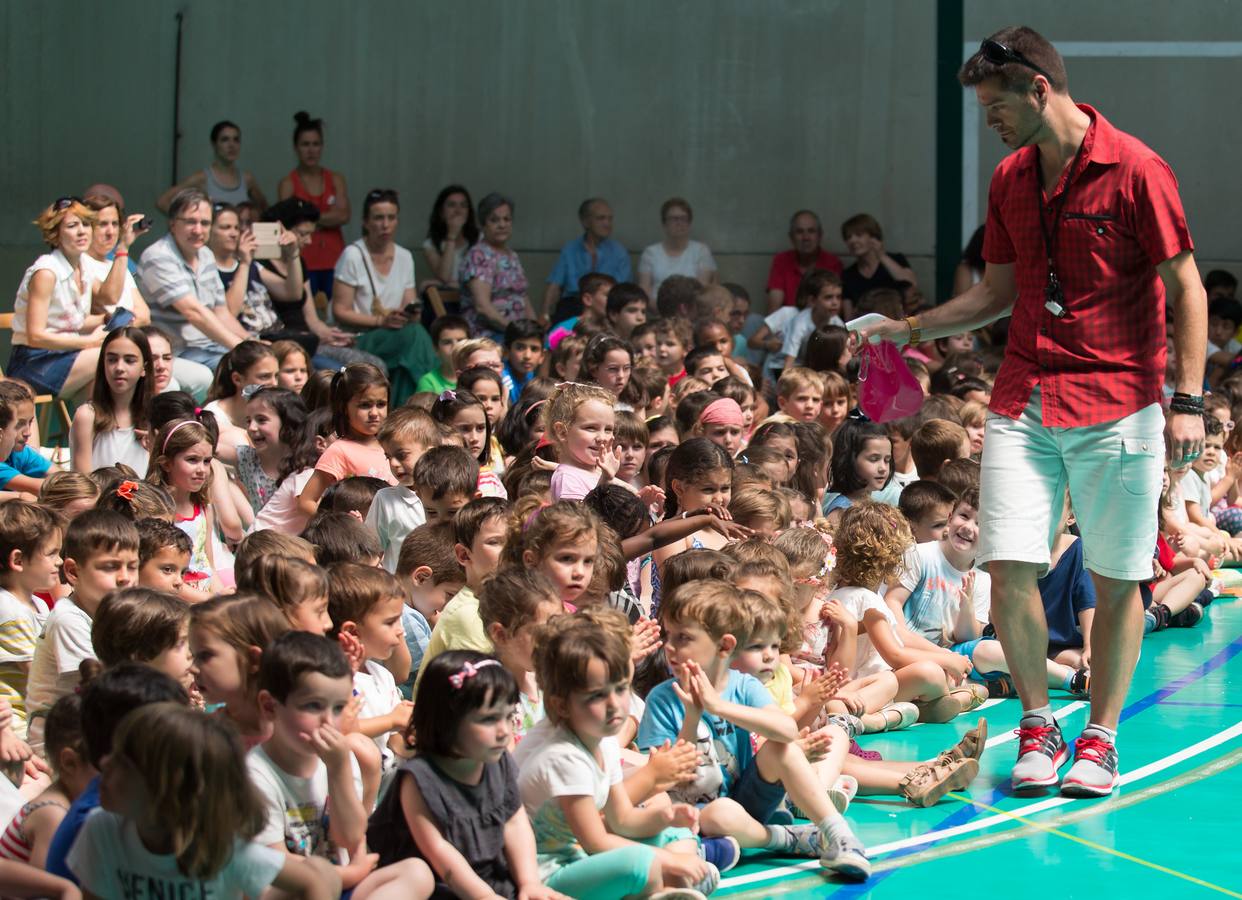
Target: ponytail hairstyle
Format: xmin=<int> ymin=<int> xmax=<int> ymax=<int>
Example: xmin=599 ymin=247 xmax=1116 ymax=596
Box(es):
xmin=97 ymin=476 xmax=176 ymax=521
xmin=301 ymin=368 xmax=334 ymax=411
xmin=150 ymin=391 xmax=220 ymax=447
xmin=495 ymin=377 xmax=556 ymax=456
xmin=286 ymin=407 xmax=334 ymax=479
xmin=90 ymin=326 xmax=154 ymax=437
xmin=206 ymin=340 xmax=276 ymax=401
xmin=329 ymin=363 xmax=389 ymax=440
xmin=663 ymin=437 xmax=733 ymax=517
xmin=431 ymin=389 xmax=491 ymax=465
xmin=503 ymin=497 xmax=600 ymax=567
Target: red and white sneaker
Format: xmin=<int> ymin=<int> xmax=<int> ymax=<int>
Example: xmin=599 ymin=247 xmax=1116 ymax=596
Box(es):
xmin=1061 ymin=732 xmax=1119 ymax=798
xmin=1011 ymin=716 xmax=1069 ymax=792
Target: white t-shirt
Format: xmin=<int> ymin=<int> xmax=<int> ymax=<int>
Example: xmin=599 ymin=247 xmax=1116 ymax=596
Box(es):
xmin=638 ymin=241 xmax=716 ymax=296
xmin=1180 ymin=468 xmax=1213 ymax=517
xmin=25 ymin=596 xmax=94 ymax=752
xmin=779 ymin=308 xmax=846 ymax=362
xmin=355 ymin=660 xmax=402 ymax=768
xmin=514 ymin=720 xmax=622 ymax=876
xmin=334 ymin=240 xmax=416 ymax=316
xmin=80 ymin=253 xmax=141 ymax=313
xmin=246 ymin=744 xmax=363 ymax=862
xmin=828 ymin=585 xmax=901 ymax=678
xmin=68 ymin=809 xmax=284 ymax=899
xmin=897 ymin=541 xmax=992 ymax=645
xmin=366 ymin=485 xmax=426 ymax=573
xmin=762 ymin=306 xmax=800 ymax=375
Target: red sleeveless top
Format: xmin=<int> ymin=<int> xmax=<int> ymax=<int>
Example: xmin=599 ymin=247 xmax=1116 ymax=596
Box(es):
xmin=289 ymin=167 xmax=345 ymax=271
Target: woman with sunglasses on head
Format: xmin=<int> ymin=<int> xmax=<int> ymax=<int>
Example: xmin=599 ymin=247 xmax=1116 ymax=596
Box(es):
xmin=276 ymin=110 xmax=349 ymax=300
xmin=9 ymin=198 xmax=114 ymax=398
xmin=331 ymin=189 xmax=436 ymax=400
xmin=156 ymin=120 xmax=268 ymax=213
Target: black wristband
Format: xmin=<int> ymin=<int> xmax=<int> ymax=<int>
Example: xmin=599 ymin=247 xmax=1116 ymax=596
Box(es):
xmin=1169 ymin=400 xmax=1204 ymax=415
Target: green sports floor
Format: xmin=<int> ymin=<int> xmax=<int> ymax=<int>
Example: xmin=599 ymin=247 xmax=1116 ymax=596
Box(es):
xmin=716 ymin=595 xmax=1242 ymax=900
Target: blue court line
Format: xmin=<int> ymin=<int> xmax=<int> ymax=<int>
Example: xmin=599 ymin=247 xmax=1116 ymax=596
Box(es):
xmin=827 ymin=634 xmax=1242 ymax=898
xmin=1152 ymin=701 xmax=1242 ymax=709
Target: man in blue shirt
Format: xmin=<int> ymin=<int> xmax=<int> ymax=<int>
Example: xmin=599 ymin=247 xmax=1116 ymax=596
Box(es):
xmin=542 ymin=198 xmax=631 ymax=324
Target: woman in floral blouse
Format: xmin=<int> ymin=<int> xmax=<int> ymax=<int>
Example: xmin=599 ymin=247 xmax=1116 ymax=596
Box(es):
xmin=459 ymin=192 xmax=532 ymax=340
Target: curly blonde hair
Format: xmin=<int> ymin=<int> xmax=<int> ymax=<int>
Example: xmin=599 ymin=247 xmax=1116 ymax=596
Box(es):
xmin=542 ymin=381 xmax=614 ymax=445
xmin=830 ymin=501 xmax=911 ymax=590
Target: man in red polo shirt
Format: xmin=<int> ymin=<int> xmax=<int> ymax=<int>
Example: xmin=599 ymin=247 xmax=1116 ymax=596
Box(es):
xmin=859 ymin=26 xmax=1206 ymax=798
xmin=765 ymin=210 xmax=843 ymax=313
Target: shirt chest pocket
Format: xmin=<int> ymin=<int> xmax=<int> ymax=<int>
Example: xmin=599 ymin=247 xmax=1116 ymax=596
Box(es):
xmin=1062 ymin=211 xmax=1138 ymax=271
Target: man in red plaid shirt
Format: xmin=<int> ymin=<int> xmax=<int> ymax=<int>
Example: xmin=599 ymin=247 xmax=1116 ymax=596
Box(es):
xmin=860 ymin=26 xmax=1207 ymax=798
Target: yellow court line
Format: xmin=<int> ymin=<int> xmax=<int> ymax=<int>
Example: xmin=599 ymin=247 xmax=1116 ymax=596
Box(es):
xmin=945 ymin=791 xmax=1242 ymax=899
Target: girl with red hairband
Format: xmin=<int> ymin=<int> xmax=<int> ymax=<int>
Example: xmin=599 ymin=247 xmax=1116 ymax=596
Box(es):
xmin=688 ymin=396 xmax=746 ymax=458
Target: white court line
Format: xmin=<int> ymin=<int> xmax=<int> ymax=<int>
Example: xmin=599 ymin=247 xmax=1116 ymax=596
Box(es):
xmin=720 ymin=719 xmax=1242 ymax=889
xmin=908 ymin=699 xmax=1084 ymax=733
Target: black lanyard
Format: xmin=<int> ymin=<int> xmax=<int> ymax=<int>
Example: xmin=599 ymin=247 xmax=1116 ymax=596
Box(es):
xmin=1034 ymin=138 xmax=1087 ymax=318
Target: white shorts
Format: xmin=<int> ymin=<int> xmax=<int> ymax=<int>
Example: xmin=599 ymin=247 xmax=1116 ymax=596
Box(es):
xmin=977 ymin=387 xmax=1163 ymax=582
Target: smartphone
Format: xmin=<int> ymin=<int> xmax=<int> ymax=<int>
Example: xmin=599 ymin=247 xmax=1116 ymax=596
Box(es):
xmin=251 ymin=222 xmax=282 ymax=260
xmin=133 ymin=216 xmax=153 ymax=232
xmin=104 ymin=307 xmax=135 ymax=332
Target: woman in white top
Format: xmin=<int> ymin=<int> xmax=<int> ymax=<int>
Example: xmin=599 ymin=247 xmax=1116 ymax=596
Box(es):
xmin=637 ymin=196 xmax=717 ymax=299
xmin=9 ymin=199 xmax=120 ymax=398
xmin=68 ymin=326 xmax=154 ymax=476
xmin=420 ymin=184 xmax=478 ymax=290
xmin=155 ymin=120 xmax=268 ymax=212
xmin=331 ymin=188 xmax=417 ymax=332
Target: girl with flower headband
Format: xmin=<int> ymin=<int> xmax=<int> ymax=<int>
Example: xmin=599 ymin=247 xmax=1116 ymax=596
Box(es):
xmin=367 ymin=651 xmax=564 ymax=900
xmin=297 ymin=362 xmax=395 ymax=519
xmin=148 ymin=417 xmax=235 ymax=590
xmin=68 ymin=325 xmax=155 ymax=476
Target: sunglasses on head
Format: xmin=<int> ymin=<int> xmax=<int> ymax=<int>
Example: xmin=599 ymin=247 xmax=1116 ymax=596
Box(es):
xmin=979 ymin=38 xmax=1054 ymax=82
xmin=53 ymin=196 xmax=82 ymax=212
xmin=366 ymin=189 xmax=399 ymax=202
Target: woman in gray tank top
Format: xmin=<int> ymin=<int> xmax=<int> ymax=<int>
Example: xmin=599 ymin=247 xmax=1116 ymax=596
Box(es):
xmin=156 ymin=120 xmax=268 ymax=213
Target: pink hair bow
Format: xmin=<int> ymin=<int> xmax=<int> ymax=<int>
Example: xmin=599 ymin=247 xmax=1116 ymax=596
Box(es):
xmin=448 ymin=658 xmax=501 ymax=689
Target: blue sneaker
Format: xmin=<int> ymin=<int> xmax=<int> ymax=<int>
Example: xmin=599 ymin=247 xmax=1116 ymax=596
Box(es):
xmin=699 ymin=836 xmax=740 ymax=873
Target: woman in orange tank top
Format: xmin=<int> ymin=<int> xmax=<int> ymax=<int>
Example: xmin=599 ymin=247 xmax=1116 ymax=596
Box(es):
xmin=277 ymin=110 xmax=350 ymax=300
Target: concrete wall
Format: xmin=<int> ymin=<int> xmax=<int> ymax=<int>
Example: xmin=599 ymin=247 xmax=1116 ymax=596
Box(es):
xmin=1 ymin=0 xmax=1237 ymax=356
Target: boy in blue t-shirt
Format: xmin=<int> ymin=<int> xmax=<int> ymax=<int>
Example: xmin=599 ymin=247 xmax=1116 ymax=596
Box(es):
xmin=0 ymin=382 xmax=48 ymax=496
xmin=637 ymin=580 xmax=870 ymax=881
xmin=501 ymin=319 xmax=545 ymax=404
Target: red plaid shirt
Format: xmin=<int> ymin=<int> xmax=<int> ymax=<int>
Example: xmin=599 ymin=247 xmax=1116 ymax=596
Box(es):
xmin=983 ymin=104 xmax=1193 ymax=427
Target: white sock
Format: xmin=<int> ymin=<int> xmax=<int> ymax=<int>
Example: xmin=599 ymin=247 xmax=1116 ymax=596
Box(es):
xmin=1083 ymin=723 xmax=1117 ymax=742
xmin=1022 ymin=704 xmax=1055 ymax=725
